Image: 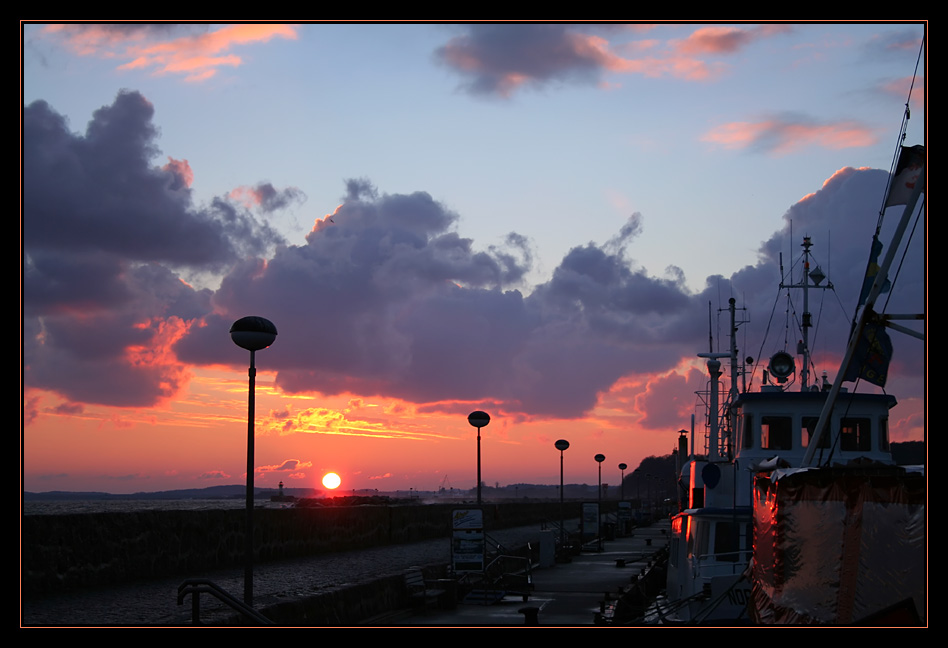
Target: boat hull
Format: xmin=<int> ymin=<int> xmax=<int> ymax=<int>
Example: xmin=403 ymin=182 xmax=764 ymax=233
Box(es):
xmin=750 ymin=465 xmax=925 ymax=625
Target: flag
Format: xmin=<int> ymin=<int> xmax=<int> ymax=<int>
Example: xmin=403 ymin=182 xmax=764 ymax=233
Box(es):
xmin=843 ymin=310 xmax=892 ymax=387
xmin=858 ymin=234 xmax=891 ymax=306
xmin=885 ymin=145 xmax=925 ymax=208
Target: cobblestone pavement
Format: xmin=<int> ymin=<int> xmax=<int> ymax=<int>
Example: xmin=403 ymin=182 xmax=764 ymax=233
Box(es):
xmin=22 ymin=524 xmax=550 ymax=626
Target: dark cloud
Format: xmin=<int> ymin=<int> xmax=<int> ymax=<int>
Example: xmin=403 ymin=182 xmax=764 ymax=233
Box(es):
xmin=24 ymin=91 xmax=283 ymax=268
xmin=435 ymin=24 xmax=604 ymax=97
xmin=258 ymin=459 xmax=308 ymax=473
xmin=198 ymin=471 xmax=231 ymax=481
xmin=175 ymin=184 xmax=542 ymax=404
xmin=23 ymin=91 xmax=282 ymax=406
xmin=50 ymin=402 xmax=85 ymax=416
xmin=234 ymin=182 xmax=305 ymax=213
xmin=344 ymin=177 xmax=378 ymax=202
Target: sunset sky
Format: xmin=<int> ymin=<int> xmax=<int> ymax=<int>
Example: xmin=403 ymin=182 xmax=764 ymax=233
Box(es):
xmin=22 ymin=22 xmax=926 ymax=495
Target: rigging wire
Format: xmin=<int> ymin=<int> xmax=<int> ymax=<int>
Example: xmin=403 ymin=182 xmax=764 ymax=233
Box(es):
xmin=806 ymin=287 xmax=828 ymax=385
xmin=751 ymin=254 xmax=791 ymax=390
xmin=876 ymin=34 xmax=923 ymax=233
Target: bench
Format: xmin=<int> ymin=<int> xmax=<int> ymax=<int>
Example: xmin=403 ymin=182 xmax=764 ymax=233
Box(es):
xmin=404 ymin=569 xmax=448 ymax=611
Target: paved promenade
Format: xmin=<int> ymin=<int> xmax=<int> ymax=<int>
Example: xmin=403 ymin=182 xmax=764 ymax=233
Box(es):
xmin=22 ymin=519 xmax=669 ymax=627
xmin=402 ymin=524 xmax=670 ymax=626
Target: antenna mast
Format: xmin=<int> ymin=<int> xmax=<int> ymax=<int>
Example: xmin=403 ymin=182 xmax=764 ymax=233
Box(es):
xmin=779 ymin=236 xmax=831 ymax=391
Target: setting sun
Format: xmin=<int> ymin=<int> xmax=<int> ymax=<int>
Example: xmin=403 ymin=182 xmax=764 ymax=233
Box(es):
xmin=322 ymin=472 xmax=341 ymax=490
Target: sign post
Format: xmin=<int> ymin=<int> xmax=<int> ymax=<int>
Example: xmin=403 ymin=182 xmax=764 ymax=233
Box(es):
xmin=451 ymin=508 xmax=485 ymax=573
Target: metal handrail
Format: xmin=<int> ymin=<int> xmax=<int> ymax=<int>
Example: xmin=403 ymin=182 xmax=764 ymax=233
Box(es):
xmin=484 ymin=552 xmax=532 ymax=577
xmin=177 ymin=578 xmax=274 ymax=625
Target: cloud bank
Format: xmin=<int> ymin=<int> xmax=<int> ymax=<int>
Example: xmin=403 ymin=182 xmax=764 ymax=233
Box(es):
xmin=23 ymin=91 xmax=924 ymax=429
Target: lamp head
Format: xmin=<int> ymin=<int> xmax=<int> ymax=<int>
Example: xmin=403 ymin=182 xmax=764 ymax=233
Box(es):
xmin=230 ymin=316 xmax=278 ymax=351
xmin=468 ymin=411 xmax=490 ymax=428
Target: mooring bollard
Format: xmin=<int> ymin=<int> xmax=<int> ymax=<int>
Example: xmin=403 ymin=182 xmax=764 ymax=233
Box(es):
xmin=519 ymin=606 xmax=540 ymax=625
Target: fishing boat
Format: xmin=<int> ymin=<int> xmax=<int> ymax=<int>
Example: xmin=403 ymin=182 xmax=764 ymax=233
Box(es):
xmin=657 ymin=228 xmax=922 ymax=624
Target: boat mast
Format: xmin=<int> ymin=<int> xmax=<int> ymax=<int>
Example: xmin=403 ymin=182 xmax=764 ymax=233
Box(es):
xmin=727 ymin=298 xmax=739 ymax=458
xmin=779 ymin=236 xmax=830 ymax=391
xmin=698 ymin=298 xmax=739 ymax=462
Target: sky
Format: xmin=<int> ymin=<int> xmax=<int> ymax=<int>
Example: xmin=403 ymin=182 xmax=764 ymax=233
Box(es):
xmin=21 ymin=22 xmax=926 ymax=495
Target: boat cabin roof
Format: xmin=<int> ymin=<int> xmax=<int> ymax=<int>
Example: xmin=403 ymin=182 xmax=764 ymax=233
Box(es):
xmin=735 ymin=390 xmax=897 ymax=411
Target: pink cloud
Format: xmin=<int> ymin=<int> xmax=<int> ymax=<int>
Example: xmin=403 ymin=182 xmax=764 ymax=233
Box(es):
xmin=881 ymin=75 xmax=925 ymax=105
xmin=677 ymin=24 xmax=792 ymax=55
xmin=634 ymin=367 xmax=706 ymax=431
xmin=42 ymin=23 xmax=298 ymax=82
xmin=702 ymin=116 xmax=877 ymax=155
xmin=798 ymin=165 xmax=873 ymax=202
xmin=575 ymin=34 xmax=724 ymax=82
xmin=42 ymin=23 xmax=154 ymax=55
xmin=162 ymin=158 xmax=193 ymax=189
xmin=678 ymin=26 xmax=755 ymax=55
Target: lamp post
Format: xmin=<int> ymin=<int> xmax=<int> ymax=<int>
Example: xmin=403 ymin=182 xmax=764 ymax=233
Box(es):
xmin=646 ymin=472 xmax=653 ymax=521
xmin=594 ymin=453 xmax=605 ymax=551
xmin=230 ymin=316 xmax=277 ymax=605
xmin=468 ymin=411 xmax=490 ymax=504
xmin=618 ymin=463 xmax=627 ymax=501
xmin=555 ymin=440 xmax=569 ymax=548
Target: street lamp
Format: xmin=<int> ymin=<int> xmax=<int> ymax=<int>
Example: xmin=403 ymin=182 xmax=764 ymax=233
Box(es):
xmin=230 ymin=316 xmax=277 ymax=605
xmin=468 ymin=411 xmax=490 ymax=504
xmin=595 ymin=453 xmax=605 ymax=551
xmin=555 ymin=440 xmax=569 ymax=549
xmin=618 ymin=463 xmax=627 ymax=501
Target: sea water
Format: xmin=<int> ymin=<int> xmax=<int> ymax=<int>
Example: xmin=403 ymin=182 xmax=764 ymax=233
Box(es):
xmin=23 ymin=498 xmax=294 ymax=515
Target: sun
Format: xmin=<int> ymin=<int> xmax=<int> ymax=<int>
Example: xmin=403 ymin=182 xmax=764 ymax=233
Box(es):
xmin=322 ymin=472 xmax=341 ymax=490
